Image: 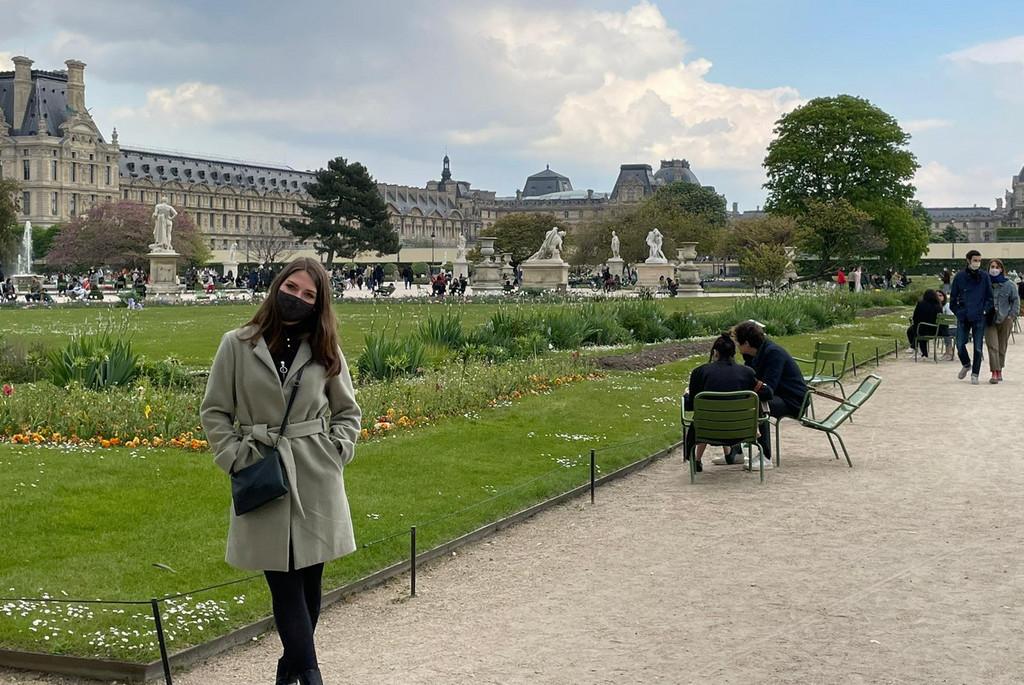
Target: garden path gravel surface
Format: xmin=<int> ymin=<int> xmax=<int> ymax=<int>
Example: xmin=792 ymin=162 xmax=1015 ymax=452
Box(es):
xmin=4 ymin=351 xmax=1023 ymax=684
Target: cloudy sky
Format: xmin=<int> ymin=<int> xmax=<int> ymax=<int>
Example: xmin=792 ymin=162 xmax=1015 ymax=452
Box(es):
xmin=2 ymin=0 xmax=1022 ymax=209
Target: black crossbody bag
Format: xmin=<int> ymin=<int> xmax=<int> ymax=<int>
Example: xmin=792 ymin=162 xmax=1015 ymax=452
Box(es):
xmin=231 ymin=365 xmax=307 ymax=516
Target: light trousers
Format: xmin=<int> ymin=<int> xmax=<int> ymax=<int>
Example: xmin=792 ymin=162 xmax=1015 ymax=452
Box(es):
xmin=985 ymin=317 xmax=1014 ymax=372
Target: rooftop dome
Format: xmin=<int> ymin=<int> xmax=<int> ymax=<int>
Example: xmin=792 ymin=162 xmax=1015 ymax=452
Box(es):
xmin=522 ymin=164 xmax=573 ymax=198
xmin=654 ymin=159 xmax=700 ymax=186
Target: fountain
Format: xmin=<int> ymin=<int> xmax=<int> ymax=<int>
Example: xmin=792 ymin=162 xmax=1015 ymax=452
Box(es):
xmin=12 ymin=221 xmax=40 ymax=292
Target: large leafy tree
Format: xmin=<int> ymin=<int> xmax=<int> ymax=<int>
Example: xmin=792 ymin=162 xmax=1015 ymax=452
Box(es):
xmin=0 ymin=178 xmax=21 ymax=269
xmin=282 ymin=157 xmax=397 ymax=266
xmin=492 ymin=212 xmax=557 ymax=267
xmin=46 ymin=201 xmax=209 ymax=271
xmin=763 ymin=94 xmax=924 ymax=274
xmin=645 ymin=182 xmax=727 ymax=227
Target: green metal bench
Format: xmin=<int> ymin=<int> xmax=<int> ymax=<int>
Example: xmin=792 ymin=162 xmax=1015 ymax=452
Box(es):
xmin=797 ymin=374 xmax=882 ymax=468
xmin=681 ymin=390 xmax=769 ymax=484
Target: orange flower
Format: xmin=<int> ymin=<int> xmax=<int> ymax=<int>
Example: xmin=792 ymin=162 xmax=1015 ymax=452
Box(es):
xmin=99 ymin=439 xmax=111 ymax=448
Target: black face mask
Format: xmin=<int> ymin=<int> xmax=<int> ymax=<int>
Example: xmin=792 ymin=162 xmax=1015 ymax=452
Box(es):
xmin=276 ymin=290 xmax=316 ymax=322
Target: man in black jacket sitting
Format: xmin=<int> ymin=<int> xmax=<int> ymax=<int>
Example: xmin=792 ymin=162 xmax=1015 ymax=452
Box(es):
xmin=683 ymin=334 xmax=773 ymax=471
xmin=724 ymin=320 xmax=808 ymax=467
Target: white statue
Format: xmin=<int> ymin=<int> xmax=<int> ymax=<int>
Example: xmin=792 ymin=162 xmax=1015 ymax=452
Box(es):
xmin=150 ymin=197 xmax=178 ymax=253
xmin=455 ymin=233 xmax=467 ymax=262
xmin=528 ymin=226 xmax=566 ymax=261
xmin=610 ymin=231 xmax=620 ymax=259
xmin=645 ymin=228 xmax=666 ymax=264
xmin=228 ymin=242 xmax=238 ymax=262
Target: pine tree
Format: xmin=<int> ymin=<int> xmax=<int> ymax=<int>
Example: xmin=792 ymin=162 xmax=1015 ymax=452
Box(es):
xmin=282 ymin=157 xmax=398 ymax=266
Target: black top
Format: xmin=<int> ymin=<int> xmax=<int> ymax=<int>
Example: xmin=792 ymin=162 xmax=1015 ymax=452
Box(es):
xmin=264 ymin=317 xmax=316 ymax=384
xmin=684 ymin=358 xmax=773 ymax=411
xmin=744 ymin=340 xmax=807 ymax=413
xmin=911 ymin=299 xmax=942 ymax=328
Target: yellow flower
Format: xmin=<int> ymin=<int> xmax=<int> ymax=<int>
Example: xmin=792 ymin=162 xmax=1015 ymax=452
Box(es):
xmin=144 ymin=404 xmax=152 ymax=419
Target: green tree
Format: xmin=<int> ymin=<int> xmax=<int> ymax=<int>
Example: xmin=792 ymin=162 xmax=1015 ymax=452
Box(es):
xmin=764 ymin=95 xmax=918 ymax=213
xmin=720 ymin=215 xmax=802 ymax=257
xmin=796 ymin=199 xmax=877 ymax=275
xmin=646 ymin=182 xmax=727 ymax=226
xmin=281 ymin=157 xmax=398 ymax=266
xmin=860 ymin=199 xmax=930 ymax=268
xmin=492 ymin=212 xmax=557 ymax=267
xmin=0 ymin=178 xmax=22 ymax=267
xmin=739 ymin=242 xmax=790 ymax=289
xmin=763 ymin=95 xmax=926 ymax=274
xmin=934 ymin=222 xmax=966 ymax=244
xmin=31 ymin=224 xmax=61 ymax=262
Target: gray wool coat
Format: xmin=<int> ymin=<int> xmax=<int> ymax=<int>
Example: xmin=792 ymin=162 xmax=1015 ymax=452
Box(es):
xmin=200 ymin=326 xmax=362 ymax=572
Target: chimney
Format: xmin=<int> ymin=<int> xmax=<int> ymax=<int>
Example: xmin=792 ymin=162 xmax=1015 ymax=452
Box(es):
xmin=12 ymin=56 xmax=33 ymax=130
xmin=732 ymin=201 xmax=738 ymax=213
xmin=996 ymin=198 xmax=1004 ymax=210
xmin=65 ymin=59 xmax=86 ymax=113
xmin=587 ymin=189 xmax=594 ymax=200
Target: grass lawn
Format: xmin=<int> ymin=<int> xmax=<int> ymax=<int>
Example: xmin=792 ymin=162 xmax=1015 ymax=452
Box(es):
xmin=0 ymin=311 xmax=908 ymax=662
xmin=0 ymin=296 xmax=739 ymax=367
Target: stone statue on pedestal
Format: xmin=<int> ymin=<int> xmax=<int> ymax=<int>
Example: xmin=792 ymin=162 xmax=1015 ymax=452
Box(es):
xmin=611 ymin=231 xmax=620 ymax=258
xmin=228 ymin=242 xmax=238 ymax=262
xmin=150 ymin=198 xmax=178 ymax=253
xmin=645 ymin=228 xmax=666 ymax=263
xmin=455 ymin=233 xmax=468 ymax=261
xmin=528 ymin=226 xmax=566 ymax=261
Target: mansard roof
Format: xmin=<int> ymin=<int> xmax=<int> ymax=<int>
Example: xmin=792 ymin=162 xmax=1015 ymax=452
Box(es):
xmin=0 ymin=68 xmax=95 ymax=138
xmin=119 ymin=147 xmax=314 ymax=193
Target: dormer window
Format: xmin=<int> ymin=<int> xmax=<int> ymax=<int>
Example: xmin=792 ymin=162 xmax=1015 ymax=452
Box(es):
xmin=198 ymin=170 xmax=206 ymax=179
xmin=141 ymin=164 xmax=150 ymax=173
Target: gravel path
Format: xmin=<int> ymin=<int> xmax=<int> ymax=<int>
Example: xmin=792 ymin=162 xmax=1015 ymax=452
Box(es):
xmin=5 ymin=351 xmax=1023 ymax=684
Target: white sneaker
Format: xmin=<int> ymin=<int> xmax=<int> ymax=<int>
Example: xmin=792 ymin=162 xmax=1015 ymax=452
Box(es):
xmin=744 ymin=457 xmax=773 ymax=470
xmin=958 ymin=366 xmax=970 ymax=379
xmin=712 ymin=453 xmax=744 ymax=465
xmin=971 ymin=374 xmax=979 ymax=385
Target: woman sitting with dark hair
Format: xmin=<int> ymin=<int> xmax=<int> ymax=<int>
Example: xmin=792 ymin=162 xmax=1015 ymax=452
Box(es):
xmin=908 ymin=289 xmax=943 ymax=358
xmin=683 ymin=334 xmax=773 ymax=472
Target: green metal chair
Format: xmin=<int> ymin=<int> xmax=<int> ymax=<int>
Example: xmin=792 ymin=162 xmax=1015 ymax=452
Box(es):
xmin=797 ymin=374 xmax=882 ymax=467
xmin=794 ymin=341 xmax=851 ymax=399
xmin=912 ymin=319 xmax=949 ymax=363
xmin=680 ymin=390 xmax=769 ymax=484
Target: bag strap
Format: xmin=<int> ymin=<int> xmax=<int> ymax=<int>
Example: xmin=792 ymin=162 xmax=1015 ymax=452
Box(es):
xmin=275 ymin=363 xmax=308 ymax=448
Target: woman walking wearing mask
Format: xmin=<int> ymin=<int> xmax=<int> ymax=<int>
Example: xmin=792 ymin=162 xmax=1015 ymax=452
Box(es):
xmin=201 ymin=258 xmax=361 ymax=685
xmin=984 ymin=258 xmax=1020 ymax=383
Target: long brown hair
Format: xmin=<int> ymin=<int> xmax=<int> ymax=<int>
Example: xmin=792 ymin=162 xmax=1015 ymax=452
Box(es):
xmin=242 ymin=258 xmax=343 ymax=377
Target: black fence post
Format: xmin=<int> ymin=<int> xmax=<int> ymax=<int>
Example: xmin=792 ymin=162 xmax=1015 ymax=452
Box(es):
xmin=851 ymin=352 xmax=857 ymax=376
xmin=875 ymin=346 xmax=879 ymax=367
xmin=409 ymin=526 xmax=417 ymax=598
xmin=590 ymin=449 xmax=596 ymax=504
xmin=150 ymin=599 xmax=173 ymax=685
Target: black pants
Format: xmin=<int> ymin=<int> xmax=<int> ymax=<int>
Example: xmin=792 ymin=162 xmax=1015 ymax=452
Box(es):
xmin=264 ymin=551 xmax=325 ymax=673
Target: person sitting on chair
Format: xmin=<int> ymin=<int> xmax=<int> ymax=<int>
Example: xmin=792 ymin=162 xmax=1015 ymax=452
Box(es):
xmin=727 ymin=320 xmax=808 ymax=468
xmin=907 ymin=289 xmax=943 ymax=358
xmin=683 ymin=334 xmax=773 ymax=472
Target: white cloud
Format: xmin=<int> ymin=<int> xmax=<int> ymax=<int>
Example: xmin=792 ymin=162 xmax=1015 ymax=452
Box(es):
xmin=104 ymin=1 xmax=801 ymax=184
xmin=946 ymin=35 xmax=1024 ymax=68
xmin=914 ymin=161 xmax=1008 ymax=207
xmin=904 ymin=118 xmax=953 ymax=134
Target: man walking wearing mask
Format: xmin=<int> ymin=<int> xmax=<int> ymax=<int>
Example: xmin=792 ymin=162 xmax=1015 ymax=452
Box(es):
xmin=950 ymin=250 xmax=995 ymax=385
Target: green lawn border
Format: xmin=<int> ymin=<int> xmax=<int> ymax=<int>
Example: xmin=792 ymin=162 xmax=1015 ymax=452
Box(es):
xmin=0 ymin=332 xmax=904 ymax=683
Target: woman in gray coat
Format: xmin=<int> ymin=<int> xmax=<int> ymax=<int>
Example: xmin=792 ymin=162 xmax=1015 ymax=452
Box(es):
xmin=984 ymin=258 xmax=1020 ymax=383
xmin=201 ymin=257 xmax=361 ymax=685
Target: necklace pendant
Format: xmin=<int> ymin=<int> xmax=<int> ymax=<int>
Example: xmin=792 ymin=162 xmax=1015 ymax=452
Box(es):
xmin=279 ymin=360 xmax=288 ymax=376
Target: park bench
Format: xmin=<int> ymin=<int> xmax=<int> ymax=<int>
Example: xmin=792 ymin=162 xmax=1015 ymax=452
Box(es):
xmin=373 ymin=283 xmax=396 ymax=298
xmin=681 ymin=390 xmax=770 ymax=484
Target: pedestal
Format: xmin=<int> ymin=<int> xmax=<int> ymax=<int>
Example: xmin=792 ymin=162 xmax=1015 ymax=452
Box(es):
xmin=605 ymin=256 xmax=626 ymax=277
xmin=148 ymin=251 xmax=183 ymax=299
xmin=673 ymin=243 xmax=704 ymax=296
xmin=453 ymin=259 xmax=469 ymax=280
xmin=519 ymin=260 xmax=569 ymax=290
xmin=635 ymin=262 xmax=676 ymax=288
xmin=222 ymin=261 xmax=239 ymax=279
xmin=471 ymin=262 xmax=504 ymax=292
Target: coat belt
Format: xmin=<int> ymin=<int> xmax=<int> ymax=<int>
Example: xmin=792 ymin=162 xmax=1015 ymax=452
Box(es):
xmin=237 ymin=417 xmax=328 ymax=518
